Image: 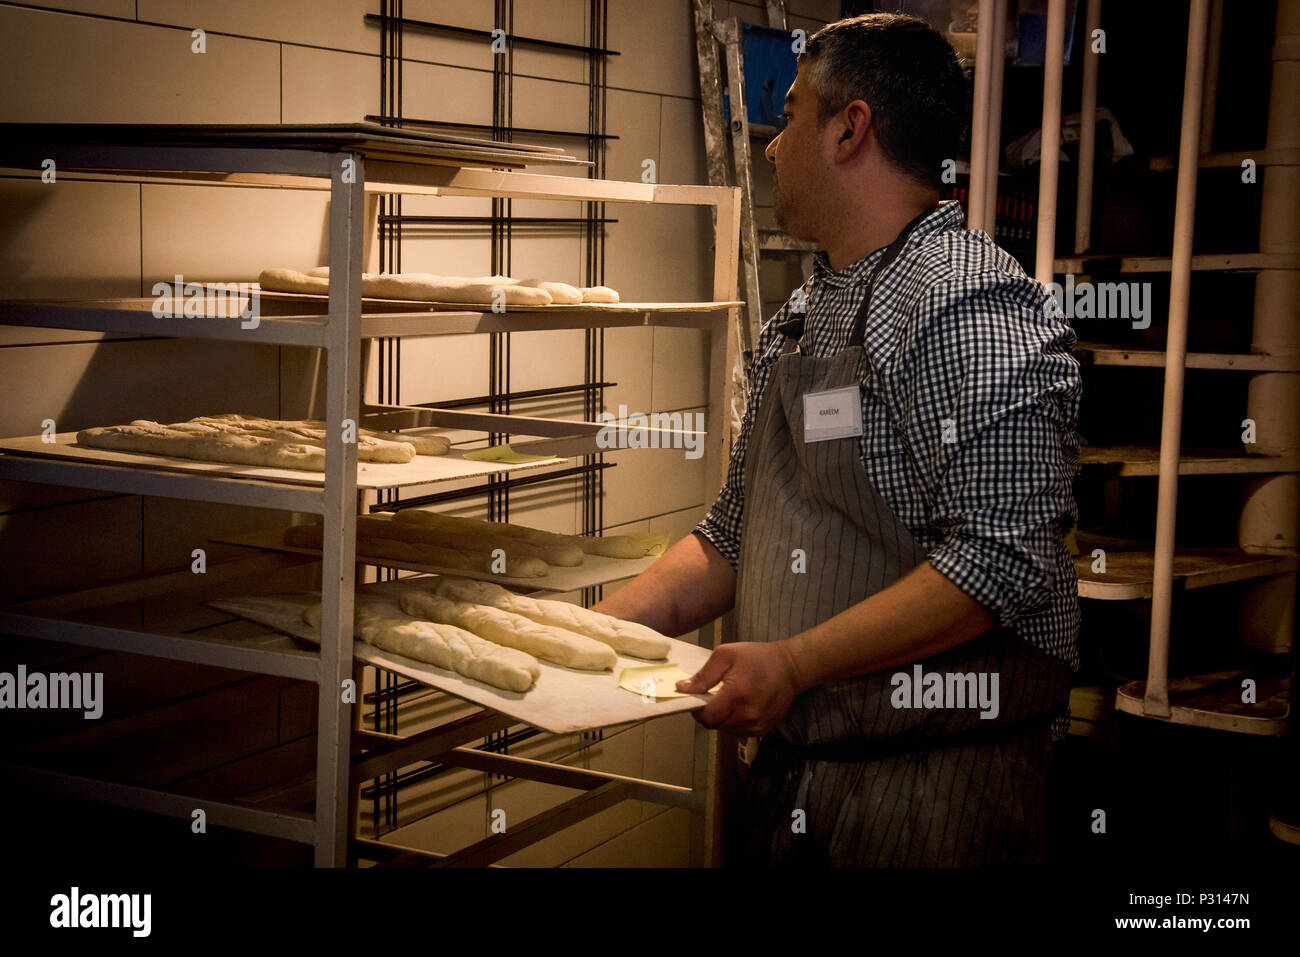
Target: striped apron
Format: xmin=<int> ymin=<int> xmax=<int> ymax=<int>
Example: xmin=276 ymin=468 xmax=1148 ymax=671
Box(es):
xmin=727 ymin=233 xmax=1070 ymax=867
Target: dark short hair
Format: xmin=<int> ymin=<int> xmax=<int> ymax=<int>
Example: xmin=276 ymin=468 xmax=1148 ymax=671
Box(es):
xmin=799 ymin=13 xmax=968 ymax=189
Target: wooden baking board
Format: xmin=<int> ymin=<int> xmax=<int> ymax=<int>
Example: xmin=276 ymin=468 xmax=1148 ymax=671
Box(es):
xmin=208 ymin=581 xmax=711 ymax=734
xmin=252 ymin=287 xmax=743 ymax=313
xmin=214 ymin=516 xmax=659 ymax=592
xmin=0 ymin=432 xmax=564 ymax=490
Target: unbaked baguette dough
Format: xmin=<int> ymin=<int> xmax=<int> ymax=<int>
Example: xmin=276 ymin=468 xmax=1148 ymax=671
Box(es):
xmin=78 ymin=422 xmax=327 ymax=470
xmin=89 ymin=416 xmax=415 ymax=466
xmin=364 ymin=273 xmax=554 ymax=306
xmin=399 ymin=591 xmax=618 ymax=671
xmin=515 ymin=278 xmax=583 ymax=304
xmin=303 ymin=597 xmax=540 ymax=692
xmin=429 ymin=577 xmax=670 ymax=659
xmin=276 ymin=267 xmax=553 ymax=305
xmin=263 ymin=267 xmax=619 ymax=307
xmin=284 ymin=523 xmax=550 ymax=578
xmin=364 ymin=514 xmax=583 ymax=567
xmin=196 ymin=414 xmax=449 ymax=456
xmin=580 ymin=286 xmax=620 ymax=303
xmin=258 ymin=268 xmax=330 ymax=295
xmin=394 ymin=509 xmax=653 ymax=560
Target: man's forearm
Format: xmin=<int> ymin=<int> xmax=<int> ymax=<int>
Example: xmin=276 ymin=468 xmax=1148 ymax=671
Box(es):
xmin=590 ymin=532 xmax=736 ymax=637
xmin=779 ymin=562 xmax=996 ymax=693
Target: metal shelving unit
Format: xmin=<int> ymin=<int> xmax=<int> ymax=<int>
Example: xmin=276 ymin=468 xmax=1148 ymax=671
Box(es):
xmin=0 ymin=124 xmax=741 ymax=866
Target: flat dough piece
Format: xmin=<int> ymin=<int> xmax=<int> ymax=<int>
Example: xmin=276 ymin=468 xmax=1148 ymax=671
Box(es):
xmin=363 ymin=515 xmax=582 ymax=567
xmin=580 ymin=285 xmax=620 ymax=303
xmin=515 ymin=278 xmax=583 ymax=304
xmin=430 ymin=577 xmax=670 ymax=659
xmin=284 ymin=523 xmax=550 ymax=578
xmin=303 ymin=598 xmax=540 ymax=692
xmin=399 ymin=591 xmax=617 ymax=671
xmin=78 ymin=422 xmax=326 ymax=471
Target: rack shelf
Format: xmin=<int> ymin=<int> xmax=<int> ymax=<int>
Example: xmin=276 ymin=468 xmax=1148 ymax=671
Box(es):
xmin=1078 ymin=445 xmax=1300 ymax=476
xmin=1053 ymin=252 xmax=1296 ymax=273
xmin=1074 ymin=341 xmax=1300 ymax=373
xmin=0 ymin=295 xmax=744 ymax=345
xmin=0 ymin=122 xmax=741 ymax=867
xmin=1115 ymin=670 xmax=1291 ymax=735
xmin=1075 ymin=549 xmax=1299 ymax=600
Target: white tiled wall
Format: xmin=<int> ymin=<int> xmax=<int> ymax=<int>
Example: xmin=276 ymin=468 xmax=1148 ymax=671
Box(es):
xmin=0 ymin=0 xmax=839 ymax=866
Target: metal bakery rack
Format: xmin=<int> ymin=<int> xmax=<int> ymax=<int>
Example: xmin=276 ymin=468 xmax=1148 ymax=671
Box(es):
xmin=0 ymin=123 xmax=742 ymax=866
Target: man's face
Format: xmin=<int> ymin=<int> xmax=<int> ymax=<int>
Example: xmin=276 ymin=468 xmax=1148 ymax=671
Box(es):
xmin=765 ymin=68 xmax=832 ymax=242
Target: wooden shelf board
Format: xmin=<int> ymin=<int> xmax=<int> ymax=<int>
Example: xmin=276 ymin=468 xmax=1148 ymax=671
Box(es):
xmin=1115 ymin=671 xmax=1290 ymax=735
xmin=214 ymin=519 xmax=659 ymax=593
xmin=209 ymin=583 xmax=712 ymax=735
xmin=1075 ymin=341 xmax=1300 ymax=372
xmin=1078 ymin=445 xmax=1300 ymax=475
xmin=1075 ymin=549 xmax=1299 ymax=600
xmin=1053 ymin=253 xmax=1295 ymax=273
xmin=0 ymin=293 xmax=740 ymax=342
xmin=1269 ymin=814 xmax=1300 ymax=845
xmin=0 ymin=432 xmax=564 ymax=492
xmin=1147 ymin=148 xmax=1300 ymax=171
xmin=0 ymin=297 xmax=328 ymax=347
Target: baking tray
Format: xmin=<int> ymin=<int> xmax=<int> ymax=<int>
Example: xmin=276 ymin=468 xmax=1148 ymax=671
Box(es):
xmin=0 ymin=432 xmax=564 ymax=490
xmin=253 ymin=288 xmax=744 ymax=313
xmin=208 ymin=577 xmax=711 ymax=734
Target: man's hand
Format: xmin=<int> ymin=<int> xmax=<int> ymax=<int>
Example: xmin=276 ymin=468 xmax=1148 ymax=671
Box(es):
xmin=676 ymin=641 xmax=804 ymax=736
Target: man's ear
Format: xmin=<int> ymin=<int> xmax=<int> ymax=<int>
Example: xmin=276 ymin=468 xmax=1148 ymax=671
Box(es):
xmin=835 ymin=101 xmax=872 ymax=154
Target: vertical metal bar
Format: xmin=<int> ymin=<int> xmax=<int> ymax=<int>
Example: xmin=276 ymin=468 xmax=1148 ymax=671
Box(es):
xmin=316 ymin=149 xmax=364 ymax=867
xmin=1074 ymin=0 xmax=1102 ymax=254
xmin=982 ymin=0 xmax=1008 ymax=239
xmin=1146 ymin=0 xmax=1212 ymax=719
xmin=967 ymin=0 xmax=997 ymax=230
xmin=1034 ymin=0 xmax=1068 ymax=283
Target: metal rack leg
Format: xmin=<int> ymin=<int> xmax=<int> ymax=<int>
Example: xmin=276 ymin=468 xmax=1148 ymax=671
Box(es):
xmin=315 ymin=150 xmax=365 ymax=867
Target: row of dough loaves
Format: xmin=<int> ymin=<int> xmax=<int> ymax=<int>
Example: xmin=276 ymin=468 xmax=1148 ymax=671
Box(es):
xmin=259 ymin=266 xmax=619 ymax=305
xmin=77 ymin=413 xmax=449 ymax=471
xmin=301 ymin=577 xmax=670 ymax=693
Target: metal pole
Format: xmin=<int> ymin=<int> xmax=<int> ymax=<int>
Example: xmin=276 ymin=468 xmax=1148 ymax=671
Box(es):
xmin=1074 ymin=0 xmax=1102 ymax=254
xmin=316 ymin=151 xmax=364 ymax=865
xmin=1034 ymin=0 xmax=1067 ymax=283
xmin=983 ymin=0 xmax=1008 ymax=236
xmin=967 ymin=0 xmax=997 ymax=230
xmin=1145 ymin=0 xmax=1212 ymax=718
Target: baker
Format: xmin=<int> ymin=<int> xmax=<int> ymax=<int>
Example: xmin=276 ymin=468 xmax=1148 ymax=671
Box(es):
xmin=592 ymin=12 xmax=1082 ymax=866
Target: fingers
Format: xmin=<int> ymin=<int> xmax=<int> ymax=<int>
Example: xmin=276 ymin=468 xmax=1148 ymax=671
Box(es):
xmin=676 ymin=646 xmax=734 ymax=694
xmin=693 ymin=682 xmax=737 ymax=729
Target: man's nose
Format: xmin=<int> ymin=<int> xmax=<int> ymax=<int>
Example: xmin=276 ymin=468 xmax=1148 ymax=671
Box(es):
xmin=764 ymin=133 xmax=780 ymax=163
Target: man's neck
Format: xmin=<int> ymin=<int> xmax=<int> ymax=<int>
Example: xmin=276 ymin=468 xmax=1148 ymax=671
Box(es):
xmin=821 ymin=193 xmax=940 ymax=272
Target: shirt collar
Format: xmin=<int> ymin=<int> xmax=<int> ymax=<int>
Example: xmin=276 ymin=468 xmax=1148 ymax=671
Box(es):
xmin=809 ymin=200 xmax=963 ymax=289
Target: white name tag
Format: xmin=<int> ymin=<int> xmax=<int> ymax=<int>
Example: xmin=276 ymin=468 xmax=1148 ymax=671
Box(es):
xmin=802 ymin=385 xmax=863 ymax=443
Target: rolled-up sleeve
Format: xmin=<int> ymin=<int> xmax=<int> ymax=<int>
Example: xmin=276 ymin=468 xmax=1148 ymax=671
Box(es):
xmin=912 ymin=274 xmax=1082 ymax=627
